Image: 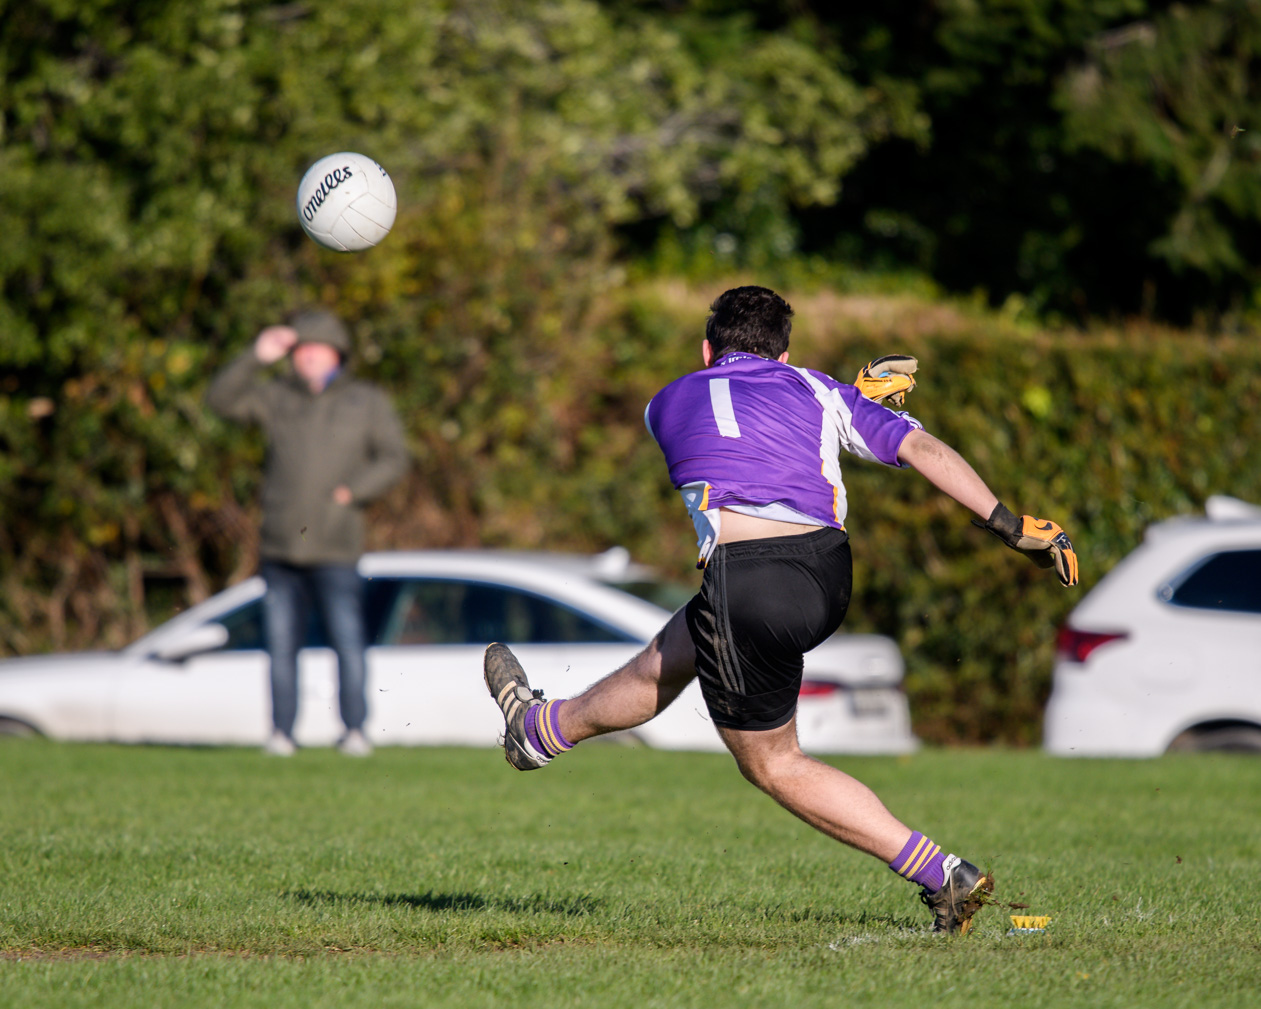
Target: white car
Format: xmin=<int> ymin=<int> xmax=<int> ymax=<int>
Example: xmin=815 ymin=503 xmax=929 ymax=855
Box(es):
xmin=0 ymin=549 xmax=917 ymax=755
xmin=1044 ymin=496 xmax=1261 ymax=756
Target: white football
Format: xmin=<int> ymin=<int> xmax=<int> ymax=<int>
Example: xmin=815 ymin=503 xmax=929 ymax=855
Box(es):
xmin=296 ymin=152 xmax=397 ymax=252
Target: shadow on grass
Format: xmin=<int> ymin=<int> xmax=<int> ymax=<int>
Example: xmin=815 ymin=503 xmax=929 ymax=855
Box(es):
xmin=285 ymin=889 xmax=603 ymax=916
xmin=285 ymin=891 xmax=921 ymax=931
xmin=768 ymin=906 xmax=914 ymax=929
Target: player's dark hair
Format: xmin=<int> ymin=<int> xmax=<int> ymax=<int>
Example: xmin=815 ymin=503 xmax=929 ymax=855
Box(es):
xmin=705 ymin=286 xmax=793 ymax=359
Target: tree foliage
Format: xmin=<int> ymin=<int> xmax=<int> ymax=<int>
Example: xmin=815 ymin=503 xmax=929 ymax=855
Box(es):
xmin=637 ymin=1 xmax=1260 ymax=323
xmin=1058 ymin=1 xmax=1261 ymax=305
xmin=0 ymin=0 xmax=894 ymax=650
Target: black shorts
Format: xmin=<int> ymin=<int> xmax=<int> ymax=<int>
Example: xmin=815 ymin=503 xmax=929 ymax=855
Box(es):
xmin=684 ymin=526 xmax=852 ymax=731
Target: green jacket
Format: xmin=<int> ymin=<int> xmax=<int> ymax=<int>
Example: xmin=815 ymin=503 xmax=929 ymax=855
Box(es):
xmin=207 ymin=350 xmax=410 ymax=565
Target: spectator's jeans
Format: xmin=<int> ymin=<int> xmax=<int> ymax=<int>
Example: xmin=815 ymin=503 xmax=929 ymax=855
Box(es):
xmin=260 ymin=560 xmax=367 ymax=738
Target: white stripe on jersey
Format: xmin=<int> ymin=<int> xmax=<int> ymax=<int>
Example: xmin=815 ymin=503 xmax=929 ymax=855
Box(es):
xmin=791 ymin=365 xmax=884 ymax=464
xmin=708 ymin=378 xmax=741 ymax=438
xmin=791 ymin=366 xmax=873 ymax=528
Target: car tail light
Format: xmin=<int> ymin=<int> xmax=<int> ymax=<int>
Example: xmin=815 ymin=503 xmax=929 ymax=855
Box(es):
xmin=1055 ymin=625 xmax=1128 ymax=664
xmin=799 ymin=680 xmax=841 ymax=698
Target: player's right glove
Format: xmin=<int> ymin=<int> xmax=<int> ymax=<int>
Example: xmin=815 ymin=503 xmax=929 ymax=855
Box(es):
xmin=855 ymin=355 xmax=917 ymax=408
xmin=978 ymin=502 xmax=1080 ymax=587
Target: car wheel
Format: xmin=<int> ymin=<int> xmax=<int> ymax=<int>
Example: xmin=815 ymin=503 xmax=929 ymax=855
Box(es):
xmin=1167 ymin=725 xmax=1261 ymax=753
xmin=0 ymin=717 xmax=40 ymax=737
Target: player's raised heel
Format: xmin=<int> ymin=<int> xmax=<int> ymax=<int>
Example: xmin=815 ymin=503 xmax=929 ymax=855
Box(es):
xmin=919 ymin=855 xmax=995 ymax=934
xmin=484 ymin=643 xmax=551 ymax=770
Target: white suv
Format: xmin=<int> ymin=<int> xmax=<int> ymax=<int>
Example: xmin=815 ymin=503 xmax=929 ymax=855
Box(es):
xmin=1044 ymin=496 xmax=1261 ymax=756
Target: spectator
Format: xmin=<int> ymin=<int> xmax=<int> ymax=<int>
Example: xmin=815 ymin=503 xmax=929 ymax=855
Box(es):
xmin=207 ymin=309 xmax=409 ymax=756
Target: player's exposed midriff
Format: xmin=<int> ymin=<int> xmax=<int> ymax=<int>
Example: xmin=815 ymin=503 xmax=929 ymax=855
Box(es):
xmin=716 ymin=508 xmax=819 ymax=545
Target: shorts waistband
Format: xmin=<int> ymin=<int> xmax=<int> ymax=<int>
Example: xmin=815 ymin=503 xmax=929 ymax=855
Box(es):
xmin=711 ymin=525 xmax=848 ymax=561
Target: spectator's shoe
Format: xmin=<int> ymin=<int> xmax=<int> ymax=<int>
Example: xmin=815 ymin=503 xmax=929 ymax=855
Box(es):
xmin=919 ymin=855 xmax=995 ymax=934
xmin=338 ymin=729 xmax=372 ymax=757
xmin=484 ymin=643 xmax=551 ymax=770
xmin=264 ymin=730 xmax=296 ymax=757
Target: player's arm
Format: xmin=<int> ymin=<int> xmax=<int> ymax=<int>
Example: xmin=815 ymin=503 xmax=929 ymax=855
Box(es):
xmin=897 ymin=429 xmax=1079 ymax=586
xmin=896 ymin=429 xmax=998 ymax=519
xmin=206 ymin=345 xmax=274 ymax=424
xmin=206 ymin=325 xmax=298 ymax=424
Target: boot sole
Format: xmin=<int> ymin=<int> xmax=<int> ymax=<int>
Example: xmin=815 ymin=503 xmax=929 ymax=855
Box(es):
xmin=484 ymin=643 xmax=547 ymax=771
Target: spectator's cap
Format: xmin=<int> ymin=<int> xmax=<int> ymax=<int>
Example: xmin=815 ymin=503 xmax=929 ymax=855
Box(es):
xmin=290 ymin=309 xmax=351 ymax=356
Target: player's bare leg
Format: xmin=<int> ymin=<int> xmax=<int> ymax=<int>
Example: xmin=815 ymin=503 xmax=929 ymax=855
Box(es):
xmin=483 ymin=625 xmax=994 ymax=932
xmin=557 ymin=607 xmax=697 ymax=742
xmin=719 ymin=718 xmax=995 ymax=932
xmin=717 ymin=718 xmax=910 ymax=860
xmin=485 ymin=608 xmax=696 ymax=769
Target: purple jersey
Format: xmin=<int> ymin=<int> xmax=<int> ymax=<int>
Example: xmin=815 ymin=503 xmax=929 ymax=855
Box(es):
xmin=645 ymin=352 xmax=922 ymax=564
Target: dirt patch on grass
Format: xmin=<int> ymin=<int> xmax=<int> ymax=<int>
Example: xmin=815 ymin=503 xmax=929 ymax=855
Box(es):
xmin=1 ymin=941 xmax=593 ymax=962
xmin=2 ymin=948 xmax=120 ymax=962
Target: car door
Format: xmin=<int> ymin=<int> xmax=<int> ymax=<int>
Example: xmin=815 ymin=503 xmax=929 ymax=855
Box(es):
xmin=1154 ymin=548 xmax=1261 ymax=731
xmin=111 ymin=602 xmax=272 ymax=744
xmin=112 ymin=594 xmax=373 ymax=747
xmin=112 ymin=595 xmax=335 ymax=746
xmin=363 ymin=577 xmax=646 ymax=747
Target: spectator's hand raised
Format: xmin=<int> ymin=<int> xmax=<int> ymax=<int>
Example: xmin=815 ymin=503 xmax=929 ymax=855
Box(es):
xmin=254 ymin=326 xmax=298 ymax=364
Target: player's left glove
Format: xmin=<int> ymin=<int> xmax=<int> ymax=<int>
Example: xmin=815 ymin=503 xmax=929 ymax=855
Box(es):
xmin=978 ymin=502 xmax=1080 ymax=587
xmin=855 ymin=355 xmax=917 ymax=408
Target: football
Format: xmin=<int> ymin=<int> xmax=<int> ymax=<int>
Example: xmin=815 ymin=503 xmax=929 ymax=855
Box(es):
xmin=296 ymin=152 xmax=397 ymax=252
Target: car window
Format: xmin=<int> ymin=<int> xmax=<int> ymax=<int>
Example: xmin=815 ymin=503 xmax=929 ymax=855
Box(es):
xmin=209 ymin=578 xmax=638 ymax=650
xmin=218 ymin=601 xmax=267 ymax=651
xmin=214 ymin=584 xmax=399 ymax=651
xmin=216 ymin=600 xmax=340 ymax=651
xmin=611 ymin=578 xmax=694 ymax=612
xmin=1166 ymin=549 xmax=1261 ymax=614
xmin=373 ymin=578 xmax=637 ymax=645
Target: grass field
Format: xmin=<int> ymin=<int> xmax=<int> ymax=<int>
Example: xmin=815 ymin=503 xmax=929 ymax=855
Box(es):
xmin=1 ymin=739 xmax=1258 ymax=1008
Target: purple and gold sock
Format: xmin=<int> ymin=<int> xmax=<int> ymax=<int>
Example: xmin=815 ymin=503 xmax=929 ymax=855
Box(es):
xmin=524 ymin=699 xmax=573 ymax=758
xmin=889 ymin=830 xmax=946 ymax=892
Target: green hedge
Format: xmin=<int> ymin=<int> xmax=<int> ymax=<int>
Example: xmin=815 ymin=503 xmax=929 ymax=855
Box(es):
xmin=5 ymin=269 xmax=1260 ymax=745
xmin=770 ymin=296 xmax=1261 ymax=744
xmin=422 ymin=280 xmax=1261 ymax=745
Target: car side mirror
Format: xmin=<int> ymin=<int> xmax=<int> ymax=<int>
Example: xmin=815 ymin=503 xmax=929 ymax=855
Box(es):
xmin=150 ymin=623 xmax=230 ymax=663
